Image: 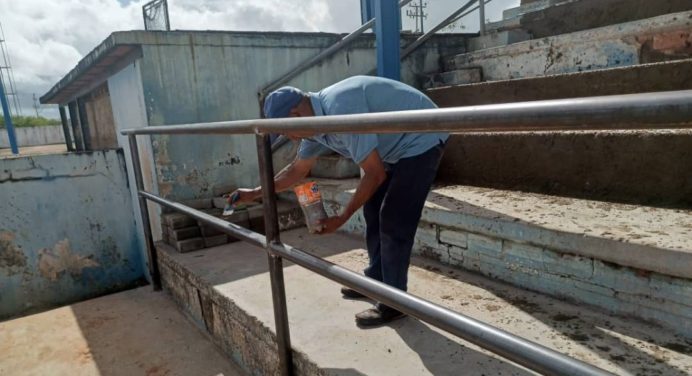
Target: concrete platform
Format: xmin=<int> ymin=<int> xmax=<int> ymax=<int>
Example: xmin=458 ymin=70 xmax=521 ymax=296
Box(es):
xmin=316 ymin=180 xmax=692 ymax=336
xmin=0 ymin=286 xmax=246 ymax=376
xmin=157 ymin=229 xmax=692 ymax=375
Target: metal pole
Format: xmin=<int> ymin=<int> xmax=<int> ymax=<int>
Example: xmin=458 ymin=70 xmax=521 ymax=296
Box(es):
xmin=479 ymin=0 xmax=486 ymax=35
xmin=128 ymin=135 xmax=162 ymax=290
xmin=256 ymin=134 xmax=293 ymax=376
xmin=121 ymin=90 xmax=692 ymax=137
xmin=0 ymin=72 xmax=18 ymax=154
xmin=375 ymin=0 xmax=401 ymax=80
xmin=135 ymin=190 xmax=613 ymax=376
xmin=59 ymin=106 xmax=74 ymax=152
xmin=68 ymin=101 xmax=84 ymax=151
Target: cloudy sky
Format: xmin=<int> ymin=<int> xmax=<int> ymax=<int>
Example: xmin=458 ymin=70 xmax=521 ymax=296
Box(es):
xmin=0 ymin=0 xmax=517 ymax=118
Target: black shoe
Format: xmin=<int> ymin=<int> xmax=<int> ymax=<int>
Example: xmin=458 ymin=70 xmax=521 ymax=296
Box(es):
xmin=355 ymin=305 xmax=406 ymax=328
xmin=341 ymin=287 xmax=367 ymax=299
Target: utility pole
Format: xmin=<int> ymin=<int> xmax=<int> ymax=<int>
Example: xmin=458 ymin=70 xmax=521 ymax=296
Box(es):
xmin=406 ymin=0 xmax=427 ymax=33
xmin=32 ymin=93 xmax=40 ymax=117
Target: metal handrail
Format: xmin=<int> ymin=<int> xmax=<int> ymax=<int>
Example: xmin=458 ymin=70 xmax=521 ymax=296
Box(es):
xmin=138 ymin=190 xmax=612 ymax=376
xmin=122 ymin=90 xmax=692 ymax=136
xmin=121 ymin=90 xmax=692 ymax=375
xmin=402 ymin=0 xmax=492 ymax=58
xmin=258 ymin=0 xmax=413 ymax=99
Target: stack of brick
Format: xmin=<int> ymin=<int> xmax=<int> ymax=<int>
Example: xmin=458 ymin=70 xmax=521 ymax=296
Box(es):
xmin=160 ymin=196 xmax=305 ymax=253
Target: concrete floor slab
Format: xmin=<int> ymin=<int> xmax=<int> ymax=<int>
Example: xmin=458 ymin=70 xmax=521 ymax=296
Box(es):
xmin=159 ymin=229 xmax=692 ymax=375
xmin=0 ymin=287 xmax=246 ymax=376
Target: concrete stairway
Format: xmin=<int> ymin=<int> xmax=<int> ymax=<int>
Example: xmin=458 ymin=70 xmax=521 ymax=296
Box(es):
xmin=156 ymin=229 xmax=692 ymax=375
xmin=316 ymin=179 xmax=692 ymax=338
xmin=425 ymin=9 xmax=692 ymax=88
xmin=425 ymin=58 xmax=692 ymax=208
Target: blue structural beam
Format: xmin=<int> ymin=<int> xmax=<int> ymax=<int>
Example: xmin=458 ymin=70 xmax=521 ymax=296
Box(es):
xmin=360 ymin=0 xmax=375 ymax=24
xmin=0 ymin=77 xmax=18 ymax=154
xmin=374 ymin=0 xmax=401 ymax=81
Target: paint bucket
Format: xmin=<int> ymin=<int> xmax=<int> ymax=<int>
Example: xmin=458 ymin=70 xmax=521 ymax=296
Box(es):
xmin=293 ymin=182 xmax=327 ymax=233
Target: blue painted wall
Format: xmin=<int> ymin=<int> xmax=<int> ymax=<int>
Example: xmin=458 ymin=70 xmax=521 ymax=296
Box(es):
xmin=0 ymin=150 xmax=145 ymax=319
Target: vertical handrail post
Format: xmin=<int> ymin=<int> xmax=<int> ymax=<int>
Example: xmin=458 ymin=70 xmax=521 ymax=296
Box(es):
xmin=59 ymin=106 xmax=74 ymax=152
xmin=256 ymin=133 xmax=293 ymax=376
xmin=128 ymin=134 xmax=161 ymax=290
xmin=479 ymin=0 xmax=486 ymax=35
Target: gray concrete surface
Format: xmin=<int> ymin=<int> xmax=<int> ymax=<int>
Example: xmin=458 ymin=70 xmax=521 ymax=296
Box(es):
xmin=426 ymin=59 xmax=692 ymax=208
xmin=0 ymin=286 xmax=246 ymax=376
xmin=158 ymin=229 xmax=692 ymax=375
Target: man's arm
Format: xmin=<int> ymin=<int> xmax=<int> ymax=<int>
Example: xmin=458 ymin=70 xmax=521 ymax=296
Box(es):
xmin=232 ymin=156 xmax=316 ymax=203
xmin=319 ymin=150 xmax=387 ymax=234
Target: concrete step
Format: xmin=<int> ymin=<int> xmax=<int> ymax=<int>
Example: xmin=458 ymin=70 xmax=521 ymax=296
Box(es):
xmin=316 ymin=179 xmax=692 ymax=338
xmin=466 ymin=30 xmax=532 ymax=52
xmin=429 ymin=59 xmax=692 ymax=106
xmin=497 ymin=0 xmax=691 ymax=39
xmin=425 ymin=60 xmax=692 ymax=207
xmin=502 ymin=0 xmax=576 ymax=20
xmin=423 ymin=68 xmax=482 ymax=89
xmin=157 ymin=229 xmax=692 ymax=375
xmin=445 ymin=10 xmax=692 ymax=81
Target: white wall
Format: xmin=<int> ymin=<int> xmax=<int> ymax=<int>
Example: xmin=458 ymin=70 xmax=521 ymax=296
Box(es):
xmin=0 ymin=125 xmax=65 ymax=148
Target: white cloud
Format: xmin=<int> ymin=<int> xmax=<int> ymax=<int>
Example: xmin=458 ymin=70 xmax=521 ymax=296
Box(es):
xmin=0 ymin=0 xmax=517 ymax=118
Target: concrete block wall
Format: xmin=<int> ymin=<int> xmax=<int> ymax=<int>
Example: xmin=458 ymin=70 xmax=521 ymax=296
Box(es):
xmin=156 ymin=246 xmax=322 ymax=376
xmin=412 ymin=223 xmax=692 ymax=337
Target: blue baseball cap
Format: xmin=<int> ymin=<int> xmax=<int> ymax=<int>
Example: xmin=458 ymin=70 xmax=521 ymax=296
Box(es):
xmin=263 ymin=86 xmax=305 ymax=118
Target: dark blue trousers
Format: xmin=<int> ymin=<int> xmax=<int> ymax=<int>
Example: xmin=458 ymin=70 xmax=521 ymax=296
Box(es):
xmin=363 ymin=142 xmax=445 ymax=291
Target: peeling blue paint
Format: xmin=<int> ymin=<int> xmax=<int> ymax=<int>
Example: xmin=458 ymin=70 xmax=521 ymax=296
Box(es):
xmin=0 ymin=150 xmax=145 ymax=319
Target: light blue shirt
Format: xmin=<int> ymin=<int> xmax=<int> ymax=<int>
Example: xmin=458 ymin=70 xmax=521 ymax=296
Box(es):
xmin=298 ymin=76 xmax=448 ymax=164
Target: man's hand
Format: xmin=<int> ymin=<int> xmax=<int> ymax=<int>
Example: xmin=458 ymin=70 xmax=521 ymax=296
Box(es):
xmin=226 ymin=188 xmax=260 ymax=205
xmin=317 ymin=214 xmax=349 ymax=234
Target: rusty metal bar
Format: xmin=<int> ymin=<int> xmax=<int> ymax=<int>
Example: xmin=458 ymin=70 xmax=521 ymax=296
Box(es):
xmin=256 ymin=133 xmax=294 ymax=376
xmin=121 ymin=90 xmax=692 ymax=136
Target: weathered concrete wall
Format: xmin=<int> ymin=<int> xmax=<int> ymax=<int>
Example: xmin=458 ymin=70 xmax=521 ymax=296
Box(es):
xmin=0 ymin=150 xmax=145 ymax=318
xmin=107 ymin=59 xmax=162 ymax=274
xmin=135 ymin=31 xmax=466 ymax=200
xmin=0 ymin=126 xmax=65 ymax=148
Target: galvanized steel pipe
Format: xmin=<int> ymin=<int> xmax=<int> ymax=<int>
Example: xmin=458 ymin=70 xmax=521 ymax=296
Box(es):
xmin=121 ymin=90 xmax=692 ymax=136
